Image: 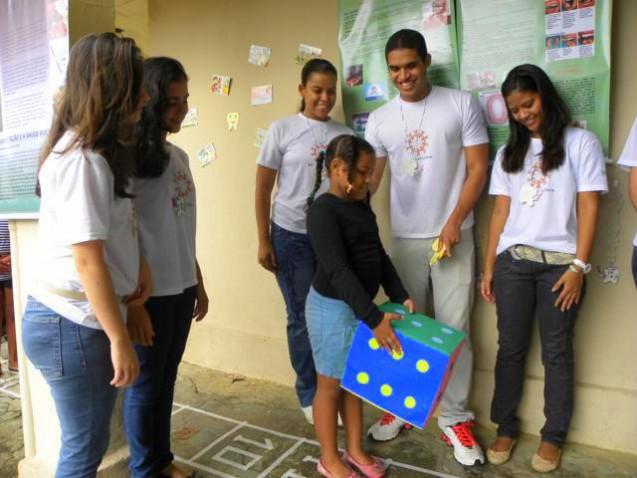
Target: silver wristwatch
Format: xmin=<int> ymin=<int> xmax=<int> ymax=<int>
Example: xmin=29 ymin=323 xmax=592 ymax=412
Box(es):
xmin=572 ymin=258 xmax=592 ymax=274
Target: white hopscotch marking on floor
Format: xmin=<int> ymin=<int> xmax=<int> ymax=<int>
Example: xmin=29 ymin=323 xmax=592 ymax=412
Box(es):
xmin=173 ymin=402 xmax=462 ymax=478
xmin=0 ymin=374 xmax=20 ymax=399
xmin=0 ymin=388 xmax=461 ymax=477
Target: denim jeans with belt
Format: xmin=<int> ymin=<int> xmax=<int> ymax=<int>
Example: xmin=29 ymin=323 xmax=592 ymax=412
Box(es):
xmin=21 ymin=296 xmax=117 ymax=478
xmin=124 ymin=286 xmax=197 ymax=478
xmin=270 ymin=222 xmax=317 ymax=407
xmin=491 ymin=251 xmax=583 ymax=446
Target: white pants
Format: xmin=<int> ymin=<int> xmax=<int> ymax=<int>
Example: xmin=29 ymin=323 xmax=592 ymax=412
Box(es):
xmin=391 ymin=228 xmax=476 ymax=429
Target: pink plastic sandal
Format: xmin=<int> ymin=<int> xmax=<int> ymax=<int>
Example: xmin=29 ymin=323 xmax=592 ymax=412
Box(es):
xmin=317 ymin=459 xmax=362 ymax=478
xmin=343 ymin=451 xmax=387 ymax=478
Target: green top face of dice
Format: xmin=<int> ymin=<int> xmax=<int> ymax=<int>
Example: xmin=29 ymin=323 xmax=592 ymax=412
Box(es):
xmin=379 ymin=302 xmax=465 ymax=356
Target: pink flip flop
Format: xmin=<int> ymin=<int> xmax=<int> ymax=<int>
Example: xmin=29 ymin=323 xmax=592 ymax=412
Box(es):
xmin=317 ymin=459 xmax=362 ymax=478
xmin=343 ymin=451 xmax=387 ymax=478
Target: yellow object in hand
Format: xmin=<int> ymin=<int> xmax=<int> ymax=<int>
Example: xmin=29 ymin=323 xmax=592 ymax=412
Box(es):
xmin=430 ymin=238 xmax=448 ymax=266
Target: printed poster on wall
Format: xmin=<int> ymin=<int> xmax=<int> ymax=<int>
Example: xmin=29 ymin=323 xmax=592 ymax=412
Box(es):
xmin=338 ymin=0 xmax=459 ymax=136
xmin=457 ymin=0 xmax=611 ymax=156
xmin=0 ymin=0 xmax=69 ymax=217
xmin=338 ymin=0 xmax=611 ymax=157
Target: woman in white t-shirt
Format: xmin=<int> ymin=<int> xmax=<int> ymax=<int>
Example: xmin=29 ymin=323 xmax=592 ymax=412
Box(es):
xmin=124 ymin=57 xmax=208 ymax=478
xmin=21 ymin=33 xmax=151 ymax=478
xmin=480 ymin=64 xmax=607 ymax=473
xmin=255 ymin=59 xmax=353 ymax=423
xmin=617 ymin=118 xmax=637 ymax=286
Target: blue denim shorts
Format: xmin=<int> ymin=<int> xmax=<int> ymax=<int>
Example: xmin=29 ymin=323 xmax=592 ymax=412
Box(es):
xmin=305 ymin=287 xmax=359 ymax=379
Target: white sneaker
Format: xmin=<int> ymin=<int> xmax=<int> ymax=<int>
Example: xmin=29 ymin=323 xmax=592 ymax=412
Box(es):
xmin=440 ymin=421 xmax=485 ymax=466
xmin=368 ymin=413 xmax=408 ymax=441
xmin=301 ymin=405 xmax=344 ymax=427
xmin=301 ymin=405 xmax=314 ymax=425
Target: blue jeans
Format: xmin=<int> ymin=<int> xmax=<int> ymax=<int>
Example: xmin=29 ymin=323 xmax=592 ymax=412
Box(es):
xmin=21 ymin=296 xmax=117 ymax=478
xmin=124 ymin=286 xmax=197 ymax=477
xmin=271 ymin=222 xmax=317 ymax=407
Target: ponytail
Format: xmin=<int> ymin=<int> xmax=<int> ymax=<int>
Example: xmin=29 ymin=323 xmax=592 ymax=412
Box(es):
xmin=299 ymin=59 xmax=337 ymax=113
xmin=306 ymin=151 xmax=326 ymax=208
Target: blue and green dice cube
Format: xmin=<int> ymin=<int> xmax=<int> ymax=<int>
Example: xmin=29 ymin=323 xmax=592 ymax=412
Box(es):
xmin=341 ymin=302 xmax=465 ymax=428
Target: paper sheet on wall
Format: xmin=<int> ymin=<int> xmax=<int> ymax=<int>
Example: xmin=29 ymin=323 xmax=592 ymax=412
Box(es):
xmin=254 ymin=128 xmax=267 ymax=148
xmin=296 ymin=44 xmax=322 ymax=65
xmin=197 ymin=143 xmax=216 ymax=167
xmin=248 ymin=45 xmax=271 ymax=67
xmin=227 ymin=112 xmax=239 ymax=130
xmin=181 ymin=107 xmax=198 ymax=128
xmin=544 ymin=1 xmax=596 ymax=62
xmin=251 ymin=85 xmax=273 ymax=106
xmin=210 ymin=74 xmax=232 ymax=96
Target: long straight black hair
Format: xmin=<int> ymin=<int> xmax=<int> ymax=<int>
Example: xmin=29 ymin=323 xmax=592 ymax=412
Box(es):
xmin=501 ymin=64 xmax=571 ymax=174
xmin=135 ymin=57 xmax=188 ymax=178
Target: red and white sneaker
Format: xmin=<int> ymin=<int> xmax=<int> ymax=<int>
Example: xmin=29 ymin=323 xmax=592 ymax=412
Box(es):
xmin=440 ymin=421 xmax=485 ymax=466
xmin=367 ymin=413 xmax=412 ymax=442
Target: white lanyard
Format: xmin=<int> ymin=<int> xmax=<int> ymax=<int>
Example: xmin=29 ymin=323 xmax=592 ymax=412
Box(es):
xmin=399 ymin=97 xmax=428 ymax=140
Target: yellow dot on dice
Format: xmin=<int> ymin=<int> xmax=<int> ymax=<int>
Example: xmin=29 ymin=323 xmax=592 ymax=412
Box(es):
xmin=404 ymin=396 xmax=417 ymax=409
xmin=416 ymin=359 xmax=430 ymax=373
xmin=392 ymin=349 xmax=404 ymax=360
xmin=357 ymin=372 xmax=370 ymax=385
xmin=380 ymin=384 xmax=393 ymax=397
xmin=368 ymin=338 xmax=380 ymax=350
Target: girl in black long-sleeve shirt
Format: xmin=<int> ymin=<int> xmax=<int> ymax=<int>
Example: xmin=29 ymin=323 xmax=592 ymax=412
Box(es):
xmin=305 ymin=135 xmax=413 ymax=478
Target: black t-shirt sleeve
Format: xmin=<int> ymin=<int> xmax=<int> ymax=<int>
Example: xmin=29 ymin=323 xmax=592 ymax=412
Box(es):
xmin=307 ymin=201 xmax=384 ymax=329
xmin=379 ymin=243 xmax=409 ymax=303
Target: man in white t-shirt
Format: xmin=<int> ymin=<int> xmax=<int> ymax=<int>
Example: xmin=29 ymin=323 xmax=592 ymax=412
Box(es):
xmin=365 ymin=29 xmax=489 ymax=466
xmin=618 ymin=118 xmax=637 ymax=286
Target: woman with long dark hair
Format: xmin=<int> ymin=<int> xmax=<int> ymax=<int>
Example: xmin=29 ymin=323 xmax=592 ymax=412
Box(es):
xmin=22 ymin=33 xmax=149 ymax=477
xmin=254 ymin=59 xmax=353 ymax=423
xmin=124 ymin=56 xmax=208 ymax=478
xmin=480 ymin=64 xmax=607 ymax=473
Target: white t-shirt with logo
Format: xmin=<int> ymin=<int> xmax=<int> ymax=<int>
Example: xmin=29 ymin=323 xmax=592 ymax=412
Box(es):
xmin=32 ymin=131 xmax=139 ymax=329
xmin=257 ymin=113 xmax=353 ymax=234
xmin=617 ymin=118 xmax=637 ymax=246
xmin=133 ymin=143 xmax=198 ymax=296
xmin=365 ymin=86 xmax=489 ymax=238
xmin=489 ymin=127 xmax=608 ymax=255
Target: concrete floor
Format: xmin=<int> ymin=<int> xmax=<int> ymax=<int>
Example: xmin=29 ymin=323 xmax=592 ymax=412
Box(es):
xmin=1 ymin=355 xmax=636 ymax=477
